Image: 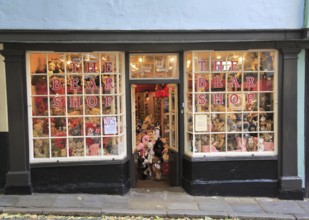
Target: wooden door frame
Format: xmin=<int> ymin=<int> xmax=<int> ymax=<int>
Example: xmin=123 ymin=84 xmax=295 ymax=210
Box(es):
xmin=125 ymin=52 xmax=184 ymax=188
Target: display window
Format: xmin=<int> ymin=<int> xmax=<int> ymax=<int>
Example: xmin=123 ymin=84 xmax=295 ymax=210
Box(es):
xmin=184 ymin=50 xmax=277 ymax=156
xmin=27 ymin=52 xmax=126 ymax=162
xmin=130 ymin=54 xmax=178 ymax=79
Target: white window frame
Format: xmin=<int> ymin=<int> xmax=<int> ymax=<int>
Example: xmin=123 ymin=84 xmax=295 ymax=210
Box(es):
xmin=27 ymin=51 xmax=127 ymax=163
xmin=184 ymin=50 xmax=278 ymax=158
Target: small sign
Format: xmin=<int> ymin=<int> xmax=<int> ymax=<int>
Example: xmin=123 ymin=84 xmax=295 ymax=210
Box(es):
xmin=103 ymin=117 xmax=117 ymax=134
xmin=195 ymin=115 xmax=208 ymax=132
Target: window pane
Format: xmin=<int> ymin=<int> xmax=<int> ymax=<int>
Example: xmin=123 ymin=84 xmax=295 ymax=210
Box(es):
xmin=29 ymin=52 xmax=126 ymax=162
xmin=130 ymin=54 xmax=178 ymax=79
xmin=185 ymin=50 xmax=277 ymax=156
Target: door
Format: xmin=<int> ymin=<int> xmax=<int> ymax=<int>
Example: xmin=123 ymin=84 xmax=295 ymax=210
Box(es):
xmin=131 ymin=83 xmax=179 ymax=188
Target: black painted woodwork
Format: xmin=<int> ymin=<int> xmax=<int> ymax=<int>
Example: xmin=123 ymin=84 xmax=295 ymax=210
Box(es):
xmin=182 ymin=157 xmax=278 ymax=197
xmin=278 ymin=48 xmax=303 ymax=200
xmin=0 ymin=49 xmax=32 ymax=195
xmin=0 ymin=132 xmax=8 ymax=191
xmin=31 ymin=159 xmax=130 ymax=194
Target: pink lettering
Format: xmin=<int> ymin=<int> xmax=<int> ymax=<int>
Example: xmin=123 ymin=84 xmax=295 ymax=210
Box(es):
xmin=212 ymin=93 xmax=224 ymax=105
xmin=231 ymin=61 xmax=238 ymax=71
xmin=198 ymin=94 xmax=207 ymax=105
xmin=69 ymin=96 xmax=81 ymax=108
xmin=87 ymin=96 xmax=98 ymax=108
xmin=198 ymin=60 xmax=207 ymax=71
xmin=52 ymin=96 xmax=63 ymax=108
xmin=70 ymin=78 xmax=80 ymax=90
xmin=230 ymin=76 xmax=241 ymax=89
xmin=105 ymin=78 xmax=114 ymax=90
xmin=213 ymin=61 xmax=223 ymax=71
xmin=104 ymin=62 xmax=112 ymax=72
xmin=246 ymin=93 xmax=256 ymax=104
xmin=71 ymin=62 xmax=77 ymax=73
xmin=198 ymin=78 xmax=207 ymax=89
xmin=51 ymin=79 xmax=62 ymax=91
xmin=245 ymin=76 xmax=256 ymax=90
xmin=213 ymin=75 xmax=223 ymax=88
xmin=105 ymin=96 xmax=113 ymax=107
xmin=87 ymin=78 xmax=97 ymax=89
xmin=86 ymin=62 xmax=97 ymax=73
xmin=229 ymin=94 xmax=239 ymax=104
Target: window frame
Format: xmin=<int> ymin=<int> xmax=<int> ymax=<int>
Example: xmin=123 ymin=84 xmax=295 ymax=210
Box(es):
xmin=184 ymin=50 xmax=278 ymax=158
xmin=27 ymin=51 xmax=127 ymax=163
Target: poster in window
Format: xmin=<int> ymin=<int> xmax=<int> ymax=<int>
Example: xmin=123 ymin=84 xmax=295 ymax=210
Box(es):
xmin=195 ymin=115 xmax=208 ymax=132
xmin=103 ymin=117 xmax=117 ymax=135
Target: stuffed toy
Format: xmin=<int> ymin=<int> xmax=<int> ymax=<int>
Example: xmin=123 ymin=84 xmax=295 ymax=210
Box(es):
xmin=153 ymin=138 xmax=165 ymax=161
xmin=48 ymin=61 xmax=56 ymax=74
xmin=227 ymin=135 xmax=238 ymax=151
xmin=247 ymin=136 xmax=257 ymax=151
xmin=153 ymin=124 xmax=161 ymax=141
xmin=110 ymin=144 xmax=118 ymax=155
xmin=152 ymin=156 xmax=162 ymax=181
xmin=161 ymin=138 xmax=169 ymax=163
xmin=89 ymin=143 xmax=100 ymax=156
xmin=33 ymin=123 xmax=43 ymax=137
xmin=212 ymin=118 xmax=225 ymax=132
xmin=212 ymin=134 xmax=225 ymax=151
xmin=34 ymin=139 xmax=49 ymax=158
xmin=257 ymin=138 xmax=265 ymax=152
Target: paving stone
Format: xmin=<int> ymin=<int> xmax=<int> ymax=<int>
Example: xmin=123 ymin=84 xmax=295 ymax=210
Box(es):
xmin=293 ymin=213 xmax=309 ymax=220
xmin=229 ymin=202 xmax=266 ymax=213
xmin=229 ymin=212 xmax=295 ymax=220
xmin=198 ymin=197 xmax=233 ymax=212
xmin=128 ymin=198 xmax=164 ymax=210
xmin=102 ymin=201 xmax=129 ymax=210
xmin=258 ymin=200 xmax=306 ymax=214
xmin=81 ymin=194 xmax=105 ymax=208
xmin=167 ymin=209 xmax=228 ymax=219
xmin=128 ymin=189 xmax=164 ymax=200
xmin=103 ymin=208 xmax=166 ymax=217
xmin=42 ymin=207 xmax=102 ymax=217
xmin=0 ymin=196 xmax=19 ymax=207
xmin=163 ymin=191 xmax=195 ymax=202
xmin=15 ymin=194 xmax=56 ymax=207
xmin=102 ymin=194 xmax=129 ymax=203
xmin=166 ymin=202 xmax=199 ymax=210
xmin=2 ymin=207 xmax=43 ymax=215
xmin=51 ymin=194 xmax=84 ymax=208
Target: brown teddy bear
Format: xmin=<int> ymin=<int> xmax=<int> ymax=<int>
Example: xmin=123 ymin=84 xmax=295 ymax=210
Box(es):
xmin=152 ymin=156 xmax=162 ymax=181
xmin=213 ymin=134 xmax=225 ymax=151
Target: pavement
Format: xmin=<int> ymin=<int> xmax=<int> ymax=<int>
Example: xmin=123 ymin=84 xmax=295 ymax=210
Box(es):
xmin=0 ymin=187 xmax=309 ymax=219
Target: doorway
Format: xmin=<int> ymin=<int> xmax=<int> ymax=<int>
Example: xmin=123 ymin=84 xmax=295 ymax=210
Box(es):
xmin=131 ymin=84 xmax=179 ymax=188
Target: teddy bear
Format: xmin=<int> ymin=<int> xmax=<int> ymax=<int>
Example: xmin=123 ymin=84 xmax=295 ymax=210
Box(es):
xmin=212 ymin=134 xmax=225 ymax=151
xmin=34 ymin=139 xmax=49 ymax=158
xmin=247 ymin=136 xmax=257 ymax=151
xmin=227 ymin=135 xmax=238 ymax=151
xmin=151 ymin=156 xmax=162 ymax=181
xmin=212 ymin=118 xmax=225 ymax=132
xmin=88 ymin=143 xmax=100 ymax=156
xmin=33 ymin=123 xmax=43 ymax=137
xmin=257 ymin=138 xmax=265 ymax=151
xmin=110 ymin=144 xmax=118 ymax=155
xmin=161 ymin=138 xmax=169 ymax=163
xmin=75 ymin=141 xmax=84 ymax=156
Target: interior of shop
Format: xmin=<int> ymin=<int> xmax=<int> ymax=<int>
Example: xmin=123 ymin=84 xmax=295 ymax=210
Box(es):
xmin=133 ymin=84 xmax=177 ymax=188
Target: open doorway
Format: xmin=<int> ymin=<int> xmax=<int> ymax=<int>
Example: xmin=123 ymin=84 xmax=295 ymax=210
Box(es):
xmin=131 ymin=84 xmax=178 ymax=188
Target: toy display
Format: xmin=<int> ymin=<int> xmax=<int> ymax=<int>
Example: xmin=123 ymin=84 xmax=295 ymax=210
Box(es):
xmin=30 ymin=52 xmax=125 ymax=161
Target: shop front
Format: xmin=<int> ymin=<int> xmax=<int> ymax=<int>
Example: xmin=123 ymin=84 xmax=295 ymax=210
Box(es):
xmin=0 ymin=31 xmax=305 ymax=199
